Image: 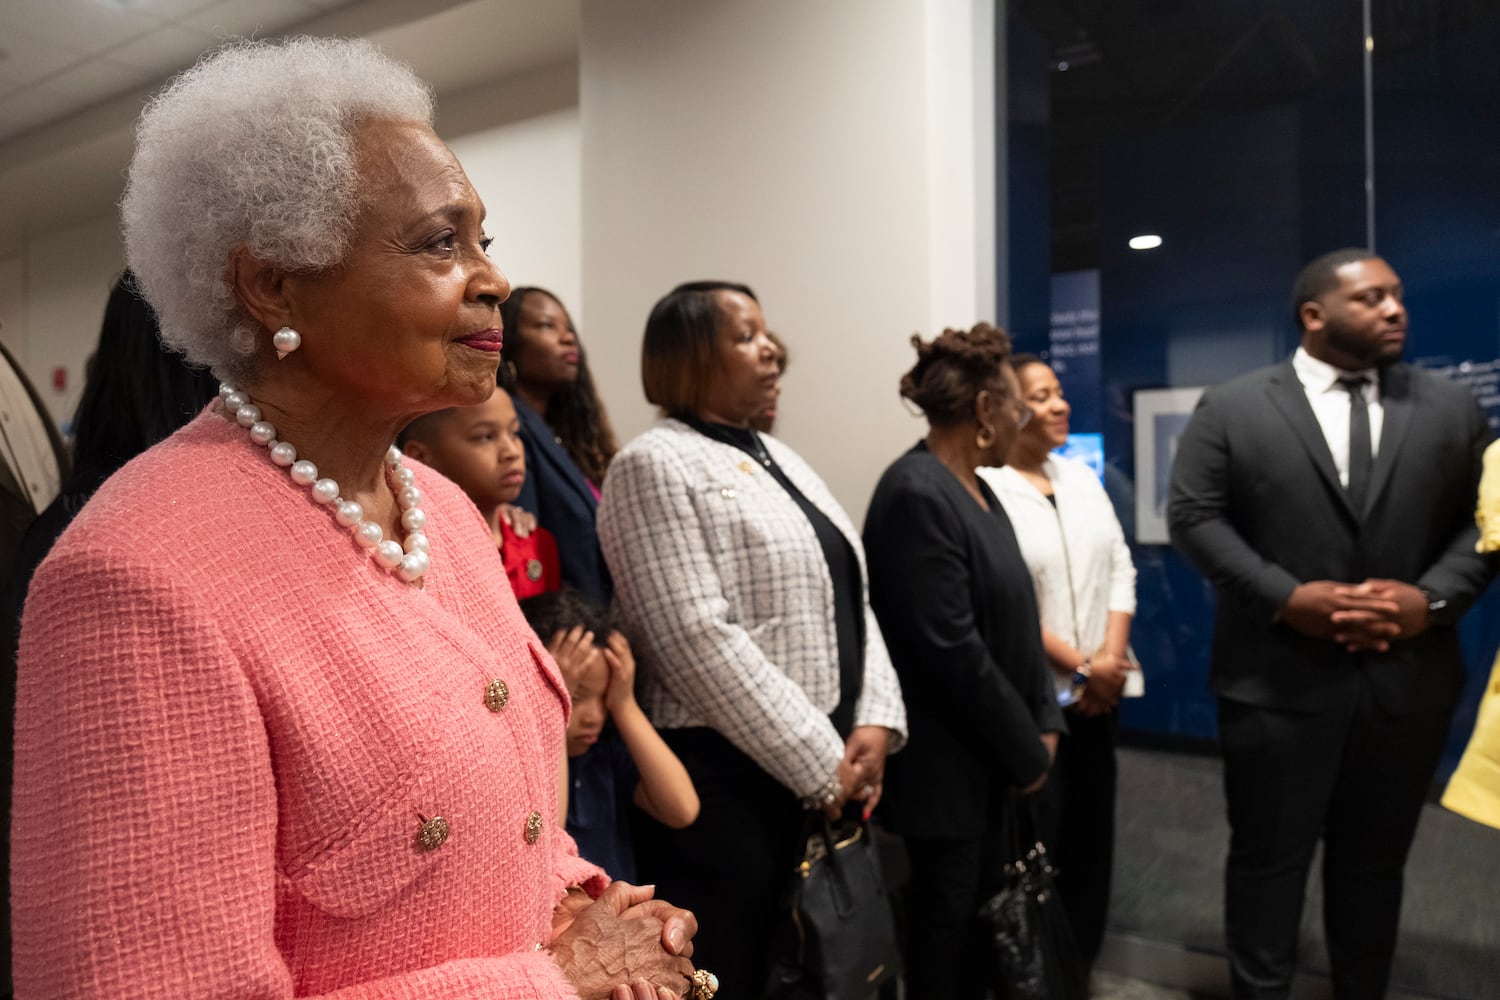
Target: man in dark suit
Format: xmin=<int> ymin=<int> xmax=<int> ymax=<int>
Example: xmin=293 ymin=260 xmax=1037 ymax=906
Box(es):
xmin=1168 ymin=248 xmax=1494 ymax=999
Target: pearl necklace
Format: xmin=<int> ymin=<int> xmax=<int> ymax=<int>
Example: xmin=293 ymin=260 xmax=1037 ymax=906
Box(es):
xmin=217 ymin=383 xmax=432 ymax=584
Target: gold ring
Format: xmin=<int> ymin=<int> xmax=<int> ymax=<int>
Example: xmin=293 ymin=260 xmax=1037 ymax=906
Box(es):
xmin=690 ymin=969 xmax=719 ymax=1000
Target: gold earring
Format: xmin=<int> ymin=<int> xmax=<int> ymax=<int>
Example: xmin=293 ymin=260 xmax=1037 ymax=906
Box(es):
xmin=976 ymin=424 xmax=995 ymax=450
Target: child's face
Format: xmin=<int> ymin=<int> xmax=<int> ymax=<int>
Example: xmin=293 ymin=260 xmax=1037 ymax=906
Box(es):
xmin=421 ymin=389 xmax=526 ymax=509
xmin=565 ymin=648 xmax=609 ymax=758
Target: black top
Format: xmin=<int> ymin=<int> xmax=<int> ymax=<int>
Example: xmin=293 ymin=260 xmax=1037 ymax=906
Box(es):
xmin=864 ymin=442 xmax=1064 ymax=838
xmin=679 ymin=416 xmax=863 ymax=737
xmin=566 ymin=725 xmax=640 ymax=882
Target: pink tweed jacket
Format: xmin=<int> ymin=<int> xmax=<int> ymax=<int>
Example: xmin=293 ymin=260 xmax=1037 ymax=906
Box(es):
xmin=12 ymin=408 xmax=605 ymax=999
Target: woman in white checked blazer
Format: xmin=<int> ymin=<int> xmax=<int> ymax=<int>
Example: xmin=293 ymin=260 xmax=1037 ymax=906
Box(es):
xmin=597 ymin=281 xmax=907 ymax=999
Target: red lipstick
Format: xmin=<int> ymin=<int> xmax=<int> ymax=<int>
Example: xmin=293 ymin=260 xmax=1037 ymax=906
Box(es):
xmin=458 ymin=328 xmax=503 ymax=352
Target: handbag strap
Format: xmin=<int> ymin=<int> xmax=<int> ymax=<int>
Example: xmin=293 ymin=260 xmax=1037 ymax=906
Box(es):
xmin=797 ymin=811 xmax=873 ymax=919
xmin=1002 ymin=789 xmax=1043 ymax=860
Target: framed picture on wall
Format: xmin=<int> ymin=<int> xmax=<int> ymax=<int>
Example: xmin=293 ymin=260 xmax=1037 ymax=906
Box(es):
xmin=1132 ymin=386 xmax=1205 ymax=544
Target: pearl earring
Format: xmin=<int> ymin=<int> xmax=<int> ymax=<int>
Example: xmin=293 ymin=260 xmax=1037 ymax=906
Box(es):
xmin=273 ymin=326 xmax=302 ymax=360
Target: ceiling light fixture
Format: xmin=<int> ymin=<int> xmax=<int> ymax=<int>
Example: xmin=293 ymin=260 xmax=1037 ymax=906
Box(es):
xmin=1128 ymin=234 xmax=1163 ymax=251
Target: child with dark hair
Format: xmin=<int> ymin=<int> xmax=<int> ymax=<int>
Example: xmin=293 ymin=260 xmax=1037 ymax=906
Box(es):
xmin=399 ymin=386 xmax=559 ymax=599
xmin=518 ymin=588 xmax=699 ymax=881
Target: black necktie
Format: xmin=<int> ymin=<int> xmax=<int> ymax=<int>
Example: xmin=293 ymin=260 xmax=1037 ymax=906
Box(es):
xmin=1338 ymin=376 xmax=1371 ymax=513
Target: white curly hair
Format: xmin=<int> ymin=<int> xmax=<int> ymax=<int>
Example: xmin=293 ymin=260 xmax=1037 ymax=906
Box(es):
xmin=121 ymin=36 xmax=435 ymax=383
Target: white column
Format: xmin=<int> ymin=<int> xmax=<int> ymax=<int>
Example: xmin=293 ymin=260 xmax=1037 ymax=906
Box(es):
xmin=580 ymin=0 xmax=996 ymax=517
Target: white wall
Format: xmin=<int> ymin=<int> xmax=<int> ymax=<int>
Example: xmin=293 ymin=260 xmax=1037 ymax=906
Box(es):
xmin=440 ymin=59 xmax=582 ymax=322
xmin=0 ymin=254 xmax=26 ymax=362
xmin=445 ymin=108 xmax=582 ymax=321
xmin=10 ymin=217 xmax=127 ymax=429
xmin=0 ymin=59 xmax=584 ymax=434
xmin=579 ymin=0 xmax=996 ymax=519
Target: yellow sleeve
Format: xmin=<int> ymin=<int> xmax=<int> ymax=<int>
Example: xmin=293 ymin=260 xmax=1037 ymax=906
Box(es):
xmin=1477 ymin=440 xmax=1500 ymax=553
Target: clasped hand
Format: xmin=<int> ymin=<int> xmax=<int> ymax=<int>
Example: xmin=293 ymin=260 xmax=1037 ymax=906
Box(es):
xmin=550 ymin=882 xmax=698 ymax=1000
xmin=1280 ymin=578 xmax=1428 ymax=652
xmin=1072 ymin=650 xmax=1131 ymax=718
xmin=824 ymin=725 xmax=891 ymax=820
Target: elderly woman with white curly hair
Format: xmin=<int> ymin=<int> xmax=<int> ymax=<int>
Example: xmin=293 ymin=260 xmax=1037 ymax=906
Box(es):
xmin=10 ymin=37 xmax=712 ymax=1000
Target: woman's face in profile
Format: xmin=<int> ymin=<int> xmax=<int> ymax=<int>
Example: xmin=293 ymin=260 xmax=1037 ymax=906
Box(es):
xmin=986 ymin=364 xmax=1026 ymax=464
xmin=701 ymin=291 xmax=779 ymax=427
xmin=278 ymin=119 xmax=510 ymax=416
xmin=1016 ymin=361 xmax=1070 ymax=451
xmin=511 ymin=292 xmax=581 ymax=392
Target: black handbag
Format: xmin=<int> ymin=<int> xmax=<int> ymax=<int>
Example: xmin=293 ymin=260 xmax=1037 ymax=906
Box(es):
xmin=765 ymin=813 xmax=903 ymax=1000
xmin=977 ymin=795 xmax=1088 ymax=1000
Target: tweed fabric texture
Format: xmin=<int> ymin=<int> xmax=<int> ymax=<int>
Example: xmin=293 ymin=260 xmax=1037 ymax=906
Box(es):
xmin=13 ymin=407 xmax=604 ymax=999
xmin=596 ymin=419 xmax=907 ymax=800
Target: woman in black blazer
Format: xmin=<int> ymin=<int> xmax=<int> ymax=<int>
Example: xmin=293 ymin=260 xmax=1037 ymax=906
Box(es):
xmin=864 ymin=323 xmax=1065 ymax=1000
xmin=500 ymin=287 xmax=617 ymax=604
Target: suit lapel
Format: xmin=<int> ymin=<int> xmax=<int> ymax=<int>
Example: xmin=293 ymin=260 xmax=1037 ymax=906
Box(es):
xmin=1366 ymin=363 xmax=1412 ymax=515
xmin=518 ymin=401 xmax=597 ymax=512
xmin=1265 ymin=360 xmax=1359 ymax=521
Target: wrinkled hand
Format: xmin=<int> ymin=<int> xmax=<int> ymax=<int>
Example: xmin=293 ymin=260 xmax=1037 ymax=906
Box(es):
xmin=498 ymin=503 xmax=537 ymax=538
xmin=549 ymin=626 xmax=600 ymax=689
xmin=620 ymin=894 xmax=698 ymax=962
xmin=552 ymin=885 xmax=595 ymax=937
xmin=603 ymin=632 xmax=638 ymax=714
xmin=838 ymin=726 xmax=891 ymax=818
xmin=550 ymin=882 xmax=696 ymax=1000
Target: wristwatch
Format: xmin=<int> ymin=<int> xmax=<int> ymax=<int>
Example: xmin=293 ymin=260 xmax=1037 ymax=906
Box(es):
xmin=1420 ymin=587 xmax=1455 ymax=627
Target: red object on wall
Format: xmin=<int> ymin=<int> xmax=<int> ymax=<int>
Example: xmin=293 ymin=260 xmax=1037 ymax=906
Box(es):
xmin=52 ymin=366 xmax=66 ymax=392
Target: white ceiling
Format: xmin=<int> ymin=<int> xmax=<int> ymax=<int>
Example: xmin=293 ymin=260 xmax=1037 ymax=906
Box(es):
xmin=2 ymin=0 xmax=369 ymax=143
xmin=0 ymin=0 xmax=580 ymax=254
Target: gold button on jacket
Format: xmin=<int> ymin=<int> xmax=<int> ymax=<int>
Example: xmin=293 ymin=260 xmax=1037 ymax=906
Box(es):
xmin=524 ymin=810 xmax=543 ymax=844
xmin=484 ymin=679 xmax=510 ymax=712
xmin=416 ymin=816 xmax=450 ymax=851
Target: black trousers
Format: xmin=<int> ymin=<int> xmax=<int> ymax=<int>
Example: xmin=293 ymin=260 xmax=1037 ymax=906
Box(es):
xmin=1034 ymin=710 xmax=1118 ymax=968
xmin=900 ymin=797 xmax=1014 ymax=1000
xmin=1217 ymin=678 xmax=1452 ymax=1000
xmin=632 ymin=729 xmax=805 ymax=1000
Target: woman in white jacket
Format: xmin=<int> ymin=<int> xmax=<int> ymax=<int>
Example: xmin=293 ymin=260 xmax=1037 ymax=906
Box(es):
xmin=979 ymin=354 xmax=1139 ymax=973
xmin=597 ymin=281 xmax=907 ymax=999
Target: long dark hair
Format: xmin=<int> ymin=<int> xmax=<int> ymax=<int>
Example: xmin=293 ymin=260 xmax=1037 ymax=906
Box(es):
xmin=67 ymin=271 xmax=220 ymax=492
xmin=500 ymin=287 xmax=617 ymax=485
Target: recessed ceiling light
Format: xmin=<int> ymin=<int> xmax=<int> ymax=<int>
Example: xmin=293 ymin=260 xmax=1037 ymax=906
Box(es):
xmin=1128 ymin=234 xmax=1163 ymax=251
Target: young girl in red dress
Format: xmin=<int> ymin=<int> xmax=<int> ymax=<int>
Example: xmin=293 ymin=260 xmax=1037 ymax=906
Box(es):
xmin=400 ymin=387 xmax=560 ymax=598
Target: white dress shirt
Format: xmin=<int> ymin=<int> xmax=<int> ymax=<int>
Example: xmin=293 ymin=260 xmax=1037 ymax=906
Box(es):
xmin=1291 ymin=346 xmax=1384 ymax=488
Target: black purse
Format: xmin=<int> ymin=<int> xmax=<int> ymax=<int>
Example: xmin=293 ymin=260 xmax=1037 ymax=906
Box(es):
xmin=977 ymin=795 xmax=1088 ymax=1000
xmin=765 ymin=813 xmax=903 ymax=1000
